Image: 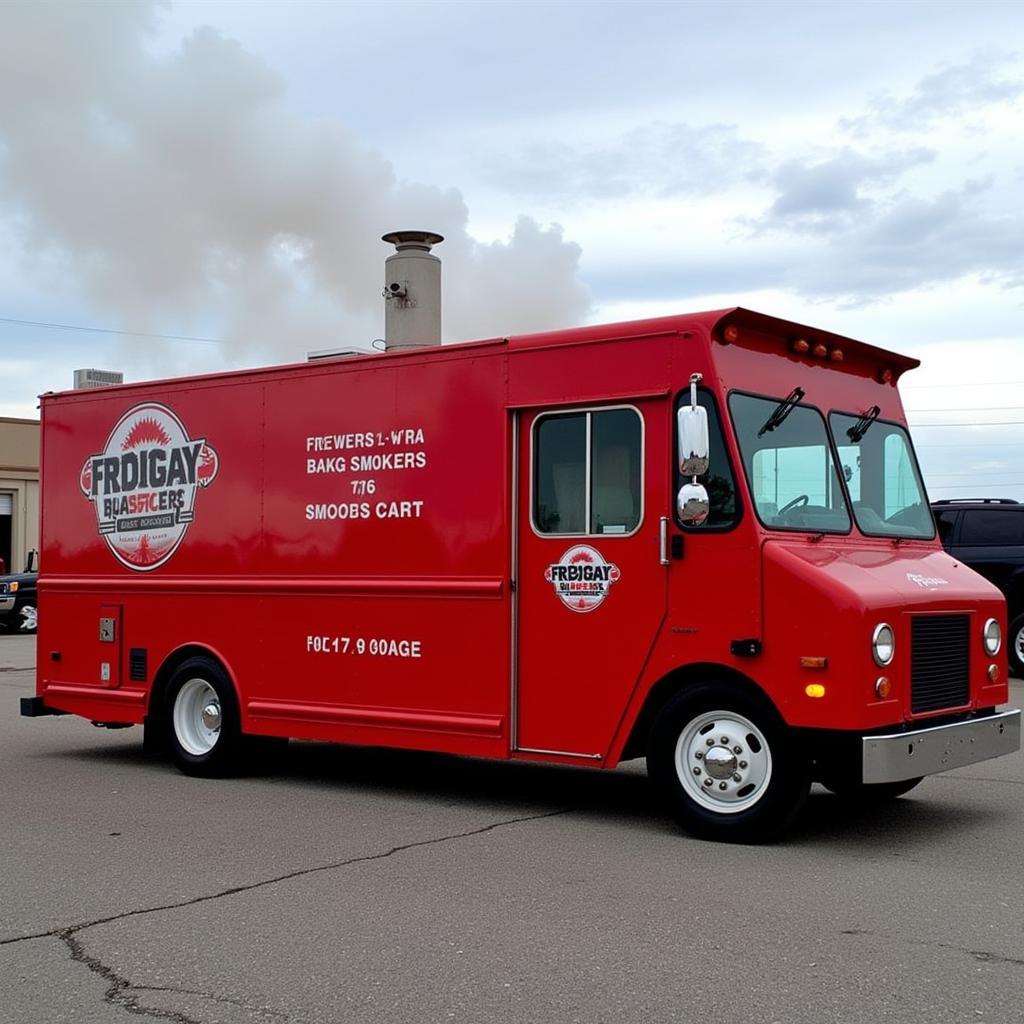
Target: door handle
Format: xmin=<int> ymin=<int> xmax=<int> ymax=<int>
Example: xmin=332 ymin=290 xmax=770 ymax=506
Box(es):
xmin=659 ymin=517 xmax=670 ymax=566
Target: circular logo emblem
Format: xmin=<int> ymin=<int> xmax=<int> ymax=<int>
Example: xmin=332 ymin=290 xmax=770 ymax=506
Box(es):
xmin=544 ymin=544 xmax=621 ymax=613
xmin=80 ymin=402 xmax=219 ymax=571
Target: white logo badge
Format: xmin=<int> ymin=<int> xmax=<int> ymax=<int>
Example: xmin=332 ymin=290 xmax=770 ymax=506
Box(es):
xmin=81 ymin=403 xmax=219 ymax=571
xmin=544 ymin=544 xmax=621 ymax=613
xmin=906 ymin=572 xmax=949 ymax=589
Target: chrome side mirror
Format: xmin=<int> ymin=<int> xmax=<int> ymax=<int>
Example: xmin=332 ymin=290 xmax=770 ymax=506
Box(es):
xmin=677 ymin=373 xmax=710 ymax=526
xmin=678 ymin=404 xmax=709 ymax=477
xmin=677 ymin=482 xmax=709 ymax=526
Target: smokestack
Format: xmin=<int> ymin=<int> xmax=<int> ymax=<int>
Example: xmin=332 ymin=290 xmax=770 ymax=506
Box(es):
xmin=382 ymin=231 xmax=444 ymax=350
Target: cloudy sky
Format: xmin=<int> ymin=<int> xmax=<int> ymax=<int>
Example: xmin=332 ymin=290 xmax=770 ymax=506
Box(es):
xmin=1 ymin=0 xmax=1022 ymax=498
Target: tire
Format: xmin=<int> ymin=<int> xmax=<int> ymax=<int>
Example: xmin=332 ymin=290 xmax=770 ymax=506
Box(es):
xmin=646 ymin=684 xmax=810 ymax=843
xmin=1009 ymin=613 xmax=1024 ymax=679
xmin=821 ymin=776 xmax=923 ymax=802
xmin=16 ymin=602 xmax=37 ymax=634
xmin=165 ymin=657 xmax=244 ymax=777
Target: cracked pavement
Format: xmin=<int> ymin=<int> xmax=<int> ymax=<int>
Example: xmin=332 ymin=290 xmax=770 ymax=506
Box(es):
xmin=2 ymin=634 xmax=1023 ymax=1024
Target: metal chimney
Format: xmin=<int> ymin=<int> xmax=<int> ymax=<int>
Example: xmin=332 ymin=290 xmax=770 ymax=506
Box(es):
xmin=382 ymin=231 xmax=443 ymax=350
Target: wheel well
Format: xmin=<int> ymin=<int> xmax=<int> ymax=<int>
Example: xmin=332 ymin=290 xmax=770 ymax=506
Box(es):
xmin=619 ymin=663 xmax=774 ymax=762
xmin=147 ymin=645 xmax=234 ymax=724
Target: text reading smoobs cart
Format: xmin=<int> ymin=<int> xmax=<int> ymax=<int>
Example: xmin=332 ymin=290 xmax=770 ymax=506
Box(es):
xmin=23 ymin=308 xmax=1020 ymax=841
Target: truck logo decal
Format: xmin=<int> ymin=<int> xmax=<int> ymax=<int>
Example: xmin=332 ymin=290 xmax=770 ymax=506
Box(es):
xmin=80 ymin=402 xmax=219 ymax=571
xmin=906 ymin=572 xmax=949 ymax=589
xmin=544 ymin=545 xmax=620 ymax=613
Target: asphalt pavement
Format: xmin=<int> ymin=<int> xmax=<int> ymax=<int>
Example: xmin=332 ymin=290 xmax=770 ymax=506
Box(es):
xmin=1 ymin=633 xmax=1022 ymax=1024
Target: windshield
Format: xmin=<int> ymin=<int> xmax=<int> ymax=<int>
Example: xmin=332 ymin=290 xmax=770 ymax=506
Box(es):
xmin=830 ymin=413 xmax=934 ymax=539
xmin=729 ymin=393 xmax=851 ymax=533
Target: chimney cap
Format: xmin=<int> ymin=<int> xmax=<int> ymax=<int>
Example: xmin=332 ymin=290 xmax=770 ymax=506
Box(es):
xmin=382 ymin=230 xmax=444 ymax=252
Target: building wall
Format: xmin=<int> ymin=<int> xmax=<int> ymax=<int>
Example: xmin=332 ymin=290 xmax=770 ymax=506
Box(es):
xmin=0 ymin=417 xmax=40 ymax=574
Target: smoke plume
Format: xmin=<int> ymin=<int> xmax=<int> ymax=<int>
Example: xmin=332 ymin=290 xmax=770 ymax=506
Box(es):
xmin=0 ymin=2 xmax=590 ymax=372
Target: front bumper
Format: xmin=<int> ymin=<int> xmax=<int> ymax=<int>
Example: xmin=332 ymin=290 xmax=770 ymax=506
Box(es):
xmin=863 ymin=709 xmax=1020 ymax=784
xmin=0 ymin=595 xmax=15 ymax=614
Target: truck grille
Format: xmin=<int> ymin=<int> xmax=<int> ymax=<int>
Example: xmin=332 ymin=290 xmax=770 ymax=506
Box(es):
xmin=911 ymin=615 xmax=970 ymax=714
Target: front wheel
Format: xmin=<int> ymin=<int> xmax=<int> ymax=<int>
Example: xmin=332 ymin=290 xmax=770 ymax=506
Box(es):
xmin=647 ymin=684 xmax=810 ymax=843
xmin=165 ymin=657 xmax=243 ymax=777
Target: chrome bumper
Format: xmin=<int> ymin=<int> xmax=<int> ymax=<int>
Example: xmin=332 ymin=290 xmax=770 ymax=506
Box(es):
xmin=862 ymin=709 xmax=1020 ymax=784
xmin=0 ymin=595 xmax=14 ymax=613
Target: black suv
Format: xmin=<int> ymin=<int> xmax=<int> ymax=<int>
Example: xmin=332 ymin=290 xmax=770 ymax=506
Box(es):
xmin=0 ymin=551 xmax=37 ymax=635
xmin=932 ymin=499 xmax=1024 ymax=676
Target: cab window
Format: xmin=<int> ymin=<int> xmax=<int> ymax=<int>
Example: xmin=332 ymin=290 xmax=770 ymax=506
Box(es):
xmin=730 ymin=393 xmax=850 ymax=533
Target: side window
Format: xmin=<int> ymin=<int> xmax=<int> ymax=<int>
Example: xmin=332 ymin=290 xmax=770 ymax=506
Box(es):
xmin=960 ymin=510 xmax=1024 ymax=546
xmin=534 ymin=408 xmax=642 ymax=536
xmin=674 ymin=390 xmax=739 ymax=530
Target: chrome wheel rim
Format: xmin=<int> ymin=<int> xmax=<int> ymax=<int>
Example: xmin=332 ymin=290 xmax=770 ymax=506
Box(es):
xmin=675 ymin=710 xmax=772 ymax=814
xmin=19 ymin=605 xmax=37 ymax=632
xmin=1015 ymin=624 xmax=1024 ymax=667
xmin=173 ymin=679 xmax=221 ymax=756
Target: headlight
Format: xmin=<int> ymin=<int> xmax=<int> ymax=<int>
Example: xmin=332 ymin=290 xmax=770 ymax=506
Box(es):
xmin=983 ymin=618 xmax=1002 ymax=656
xmin=872 ymin=623 xmax=895 ymax=666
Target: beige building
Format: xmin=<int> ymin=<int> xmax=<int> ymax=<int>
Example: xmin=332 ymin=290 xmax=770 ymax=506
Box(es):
xmin=0 ymin=417 xmax=40 ymax=575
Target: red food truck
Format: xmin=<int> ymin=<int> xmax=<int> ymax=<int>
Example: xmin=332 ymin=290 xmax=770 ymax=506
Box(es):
xmin=22 ymin=307 xmax=1020 ymax=841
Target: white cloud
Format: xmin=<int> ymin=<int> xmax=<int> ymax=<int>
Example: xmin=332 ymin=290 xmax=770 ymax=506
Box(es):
xmin=0 ymin=2 xmax=589 ymax=377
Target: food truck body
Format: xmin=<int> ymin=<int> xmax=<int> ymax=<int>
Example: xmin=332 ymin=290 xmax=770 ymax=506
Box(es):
xmin=24 ymin=308 xmax=1020 ymax=840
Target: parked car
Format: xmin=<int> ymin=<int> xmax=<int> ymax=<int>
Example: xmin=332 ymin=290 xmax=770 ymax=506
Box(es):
xmin=932 ymin=499 xmax=1024 ymax=677
xmin=0 ymin=551 xmax=37 ymax=635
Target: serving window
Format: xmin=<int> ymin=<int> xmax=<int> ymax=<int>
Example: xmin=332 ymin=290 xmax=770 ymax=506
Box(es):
xmin=533 ymin=407 xmax=642 ymax=536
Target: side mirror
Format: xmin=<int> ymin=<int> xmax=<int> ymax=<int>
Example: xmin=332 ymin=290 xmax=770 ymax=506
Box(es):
xmin=677 ymin=483 xmax=709 ymax=526
xmin=677 ymin=404 xmax=709 ymax=477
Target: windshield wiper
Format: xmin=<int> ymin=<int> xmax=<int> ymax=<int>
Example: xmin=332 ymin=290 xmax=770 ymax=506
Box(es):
xmin=846 ymin=405 xmax=880 ymax=443
xmin=757 ymin=387 xmax=805 ymax=437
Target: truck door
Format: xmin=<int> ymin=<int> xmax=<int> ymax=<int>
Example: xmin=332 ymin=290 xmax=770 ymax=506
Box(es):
xmin=515 ymin=401 xmax=668 ymax=759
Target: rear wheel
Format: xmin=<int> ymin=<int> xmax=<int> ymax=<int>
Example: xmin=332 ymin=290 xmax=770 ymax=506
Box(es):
xmin=165 ymin=657 xmax=243 ymax=777
xmin=647 ymin=684 xmax=810 ymax=843
xmin=1009 ymin=613 xmax=1024 ymax=679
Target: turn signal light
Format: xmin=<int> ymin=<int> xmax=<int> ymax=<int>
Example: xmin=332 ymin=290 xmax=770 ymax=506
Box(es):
xmin=875 ymin=676 xmax=892 ymax=699
xmin=722 ymin=324 xmax=739 ymax=344
xmin=805 ymin=684 xmax=826 ymax=698
xmin=988 ymin=664 xmax=1000 ymax=683
xmin=800 ymin=656 xmax=828 ymax=669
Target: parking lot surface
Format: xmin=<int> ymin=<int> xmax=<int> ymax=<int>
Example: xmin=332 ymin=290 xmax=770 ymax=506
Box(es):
xmin=2 ymin=633 xmax=1022 ymax=1024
